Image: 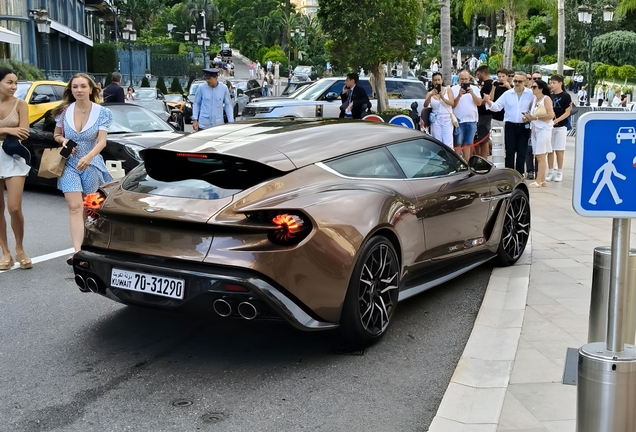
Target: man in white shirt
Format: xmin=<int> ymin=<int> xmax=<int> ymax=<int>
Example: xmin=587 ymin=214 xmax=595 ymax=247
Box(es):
xmin=595 ymin=84 xmax=606 ymax=106
xmin=451 ymin=70 xmax=482 ymax=159
xmin=483 ymin=71 xmax=534 ymax=174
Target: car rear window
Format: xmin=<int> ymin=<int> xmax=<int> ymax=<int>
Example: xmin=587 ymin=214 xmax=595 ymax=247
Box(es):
xmin=126 ymin=149 xmax=287 ymax=199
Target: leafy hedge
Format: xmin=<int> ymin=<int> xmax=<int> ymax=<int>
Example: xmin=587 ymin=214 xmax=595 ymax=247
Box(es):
xmin=0 ymin=60 xmax=44 ymax=80
xmin=150 ymin=54 xmax=189 ymax=77
xmin=91 ymin=43 xmax=117 ymax=73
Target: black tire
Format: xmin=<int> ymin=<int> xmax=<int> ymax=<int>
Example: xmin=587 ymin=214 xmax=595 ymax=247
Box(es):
xmin=494 ymin=188 xmax=531 ymax=266
xmin=234 ymin=104 xmax=239 ymax=119
xmin=338 ymin=236 xmax=400 ymax=348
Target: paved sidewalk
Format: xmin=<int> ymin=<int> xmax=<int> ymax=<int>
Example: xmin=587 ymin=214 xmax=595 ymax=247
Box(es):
xmin=430 ymin=136 xmax=636 ymax=431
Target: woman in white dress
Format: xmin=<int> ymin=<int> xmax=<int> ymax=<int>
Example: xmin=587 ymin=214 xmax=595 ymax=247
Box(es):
xmin=0 ymin=67 xmax=32 ymax=270
xmin=424 ymin=72 xmax=455 ymax=148
xmin=523 ymin=79 xmax=554 ymax=188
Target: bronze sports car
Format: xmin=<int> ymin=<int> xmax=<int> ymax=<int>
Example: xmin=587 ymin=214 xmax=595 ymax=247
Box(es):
xmin=72 ymin=119 xmax=530 ymax=347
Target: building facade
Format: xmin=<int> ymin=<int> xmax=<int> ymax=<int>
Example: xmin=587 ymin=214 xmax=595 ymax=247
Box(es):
xmin=291 ymin=0 xmax=318 ymax=15
xmin=0 ymin=0 xmax=112 ymax=79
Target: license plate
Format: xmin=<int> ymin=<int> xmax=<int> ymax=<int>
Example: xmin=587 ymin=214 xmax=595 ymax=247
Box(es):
xmin=110 ymin=268 xmax=185 ymax=300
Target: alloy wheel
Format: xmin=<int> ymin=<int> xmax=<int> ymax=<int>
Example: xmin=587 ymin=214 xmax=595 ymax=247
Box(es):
xmin=357 ymin=243 xmax=400 ymax=337
xmin=501 ymin=192 xmax=530 ymax=261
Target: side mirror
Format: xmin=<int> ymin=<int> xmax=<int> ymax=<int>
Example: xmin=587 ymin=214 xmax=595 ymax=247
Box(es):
xmin=325 ymin=92 xmax=339 ymax=101
xmin=468 ymin=155 xmax=493 ymax=174
xmin=31 ymin=94 xmax=50 ymax=104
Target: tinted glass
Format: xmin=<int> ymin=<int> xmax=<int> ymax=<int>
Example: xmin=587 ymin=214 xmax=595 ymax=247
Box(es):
xmin=52 ymin=84 xmax=66 ymax=99
xmin=135 ymin=88 xmax=158 ymax=100
xmin=107 ymin=105 xmax=172 ymax=133
xmin=400 ymin=82 xmax=427 ymax=99
xmin=31 ymin=84 xmax=58 ymax=102
xmin=385 ymin=81 xmax=403 ymax=99
xmin=164 ymin=94 xmax=183 ymax=102
xmin=387 ymin=138 xmax=466 ymax=178
xmin=297 ymin=79 xmax=335 ymax=100
xmin=325 ymin=148 xmax=402 ymax=179
xmin=324 ymin=80 xmax=374 ymax=99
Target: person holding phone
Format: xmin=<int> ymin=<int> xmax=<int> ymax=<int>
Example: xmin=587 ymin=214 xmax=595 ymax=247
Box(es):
xmin=522 ymin=79 xmax=554 ymax=188
xmin=451 ymin=70 xmax=482 ymax=159
xmin=0 ymin=67 xmax=32 ymax=270
xmin=125 ymin=86 xmax=136 ymax=101
xmin=52 ymin=73 xmax=113 ymax=264
xmin=424 ymin=72 xmax=455 ymax=147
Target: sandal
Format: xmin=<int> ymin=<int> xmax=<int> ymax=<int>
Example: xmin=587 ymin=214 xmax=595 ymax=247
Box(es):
xmin=0 ymin=253 xmax=14 ymax=270
xmin=528 ymin=182 xmax=541 ymax=188
xmin=15 ymin=251 xmax=33 ymax=270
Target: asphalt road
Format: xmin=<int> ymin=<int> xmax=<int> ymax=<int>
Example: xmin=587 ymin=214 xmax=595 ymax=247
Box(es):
xmin=0 ymin=186 xmax=492 ymax=432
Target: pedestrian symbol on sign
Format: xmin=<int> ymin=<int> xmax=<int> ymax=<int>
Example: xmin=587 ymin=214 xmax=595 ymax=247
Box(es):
xmin=589 ymin=152 xmax=626 ymax=205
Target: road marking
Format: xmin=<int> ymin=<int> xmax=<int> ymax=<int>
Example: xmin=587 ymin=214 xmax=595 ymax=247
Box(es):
xmin=0 ymin=247 xmax=75 ymax=273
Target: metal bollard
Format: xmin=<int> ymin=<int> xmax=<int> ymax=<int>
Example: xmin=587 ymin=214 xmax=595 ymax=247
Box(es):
xmin=577 ymin=343 xmax=636 ymax=431
xmin=490 ymin=126 xmax=505 ymax=168
xmin=587 ymin=247 xmax=636 ymax=344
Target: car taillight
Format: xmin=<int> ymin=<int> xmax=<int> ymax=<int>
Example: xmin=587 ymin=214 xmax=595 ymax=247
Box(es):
xmin=246 ymin=211 xmax=312 ymax=246
xmin=83 ymin=191 xmax=106 ymax=220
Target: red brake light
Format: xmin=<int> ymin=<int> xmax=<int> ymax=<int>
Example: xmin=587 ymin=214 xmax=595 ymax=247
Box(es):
xmin=83 ymin=192 xmax=105 ymax=210
xmin=270 ymin=214 xmax=306 ymax=243
xmin=176 ymin=153 xmax=208 ymax=159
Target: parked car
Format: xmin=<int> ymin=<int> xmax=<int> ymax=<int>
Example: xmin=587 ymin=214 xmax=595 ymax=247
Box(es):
xmin=132 ymin=100 xmax=171 ymax=122
xmin=186 ymin=79 xmax=248 ymax=121
xmin=228 ymin=79 xmax=263 ymax=101
xmin=220 ymin=43 xmax=232 ymax=57
xmin=23 ymin=103 xmax=184 ymax=188
xmin=15 ymin=80 xmax=67 ymax=124
xmin=292 ymin=65 xmax=318 ymax=81
xmin=243 ymin=77 xmax=427 ymax=119
xmin=134 ymin=88 xmax=165 ymax=101
xmin=281 ymin=80 xmax=314 ymax=97
xmin=71 ymin=118 xmax=530 ymax=347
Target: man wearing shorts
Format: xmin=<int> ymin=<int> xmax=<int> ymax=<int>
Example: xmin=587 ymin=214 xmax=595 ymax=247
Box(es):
xmin=547 ymin=74 xmax=572 ymax=182
xmin=451 ymin=70 xmax=482 ymax=160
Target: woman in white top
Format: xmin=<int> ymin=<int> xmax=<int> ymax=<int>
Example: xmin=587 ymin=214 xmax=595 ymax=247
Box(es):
xmin=424 ymin=72 xmax=455 ymax=148
xmin=523 ymin=79 xmax=554 ymax=188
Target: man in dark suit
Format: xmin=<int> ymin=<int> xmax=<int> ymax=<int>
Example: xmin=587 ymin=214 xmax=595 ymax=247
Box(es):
xmin=339 ymin=73 xmax=369 ymax=119
xmin=103 ymin=72 xmax=125 ymax=103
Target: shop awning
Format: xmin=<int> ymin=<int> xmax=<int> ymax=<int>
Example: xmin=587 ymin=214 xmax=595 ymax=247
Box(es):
xmin=0 ymin=27 xmax=21 ymax=45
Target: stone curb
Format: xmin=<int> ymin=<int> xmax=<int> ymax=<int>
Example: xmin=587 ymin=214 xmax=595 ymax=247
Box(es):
xmin=428 ymin=236 xmax=533 ymax=432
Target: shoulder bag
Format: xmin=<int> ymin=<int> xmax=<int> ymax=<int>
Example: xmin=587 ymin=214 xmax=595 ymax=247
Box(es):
xmin=37 ymin=108 xmax=67 ymax=179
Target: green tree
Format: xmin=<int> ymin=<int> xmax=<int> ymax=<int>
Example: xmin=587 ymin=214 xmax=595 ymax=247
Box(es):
xmin=156 ymin=76 xmax=169 ymax=94
xmin=170 ymin=77 xmax=184 ymax=93
xmin=318 ymin=0 xmax=421 ymax=111
xmin=593 ymin=31 xmax=636 ymax=66
xmin=141 ymin=76 xmax=151 ymax=87
xmin=619 ymin=64 xmax=636 ymax=84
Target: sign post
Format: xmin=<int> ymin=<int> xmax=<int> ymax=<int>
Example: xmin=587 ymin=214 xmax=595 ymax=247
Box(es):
xmin=573 ymin=112 xmax=636 ymax=432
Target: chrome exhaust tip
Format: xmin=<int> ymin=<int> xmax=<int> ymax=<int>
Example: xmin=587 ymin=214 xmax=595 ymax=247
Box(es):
xmin=86 ymin=277 xmax=99 ymax=294
xmin=213 ymin=298 xmax=233 ymax=317
xmin=75 ymin=275 xmax=90 ymax=293
xmin=237 ymin=301 xmax=258 ymax=320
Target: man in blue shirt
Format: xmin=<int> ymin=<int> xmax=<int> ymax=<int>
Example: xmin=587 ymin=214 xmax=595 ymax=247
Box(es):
xmin=192 ymin=68 xmax=234 ymax=131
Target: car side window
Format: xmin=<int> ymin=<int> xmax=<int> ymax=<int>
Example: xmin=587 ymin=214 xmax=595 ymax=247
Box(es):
xmin=52 ymin=85 xmax=66 ymax=100
xmin=326 ymin=80 xmax=346 ymax=95
xmin=325 ymin=148 xmax=402 ymax=179
xmin=387 ymin=138 xmax=466 ymax=178
xmin=385 ymin=81 xmax=403 ymax=99
xmin=399 ymin=82 xmax=427 ymax=99
xmin=30 ymin=84 xmax=58 ymax=103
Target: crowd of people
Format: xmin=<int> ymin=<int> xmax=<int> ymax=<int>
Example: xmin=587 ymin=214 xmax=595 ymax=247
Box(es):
xmin=423 ymin=66 xmax=573 ymax=188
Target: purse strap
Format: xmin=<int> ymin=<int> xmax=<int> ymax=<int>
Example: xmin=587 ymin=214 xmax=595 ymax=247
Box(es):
xmin=60 ymin=107 xmax=68 ymax=137
xmin=439 ymin=87 xmax=455 ymax=117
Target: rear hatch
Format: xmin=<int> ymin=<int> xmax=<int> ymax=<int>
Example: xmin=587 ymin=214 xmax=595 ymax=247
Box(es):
xmin=93 ymin=149 xmax=291 ymax=262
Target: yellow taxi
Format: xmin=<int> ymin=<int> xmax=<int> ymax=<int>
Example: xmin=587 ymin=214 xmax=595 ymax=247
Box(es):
xmin=15 ymin=80 xmax=68 ymax=124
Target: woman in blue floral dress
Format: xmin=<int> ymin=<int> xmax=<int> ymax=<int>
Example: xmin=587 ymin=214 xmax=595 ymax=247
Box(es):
xmin=52 ymin=73 xmax=113 ymax=264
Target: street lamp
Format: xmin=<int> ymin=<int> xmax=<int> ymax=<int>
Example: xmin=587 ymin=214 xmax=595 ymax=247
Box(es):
xmin=534 ymin=33 xmax=546 ymax=64
xmin=121 ymin=19 xmax=137 ymax=86
xmin=578 ymin=4 xmax=615 ymax=106
xmin=478 ymin=24 xmax=492 ymax=68
xmin=426 ymin=34 xmax=433 ymax=45
xmin=32 ymin=9 xmax=51 ymax=79
xmin=199 ymin=11 xmax=210 ymax=68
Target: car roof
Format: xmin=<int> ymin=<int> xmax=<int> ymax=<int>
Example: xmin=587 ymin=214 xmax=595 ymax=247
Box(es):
xmin=18 ymin=80 xmax=67 ymax=85
xmin=151 ymin=119 xmax=423 ymax=171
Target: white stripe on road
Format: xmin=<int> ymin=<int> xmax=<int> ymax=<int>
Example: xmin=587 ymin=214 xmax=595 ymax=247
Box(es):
xmin=0 ymin=247 xmax=75 ymax=273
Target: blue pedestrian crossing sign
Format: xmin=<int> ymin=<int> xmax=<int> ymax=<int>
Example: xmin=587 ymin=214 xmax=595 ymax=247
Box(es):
xmin=573 ymin=112 xmax=636 ymax=217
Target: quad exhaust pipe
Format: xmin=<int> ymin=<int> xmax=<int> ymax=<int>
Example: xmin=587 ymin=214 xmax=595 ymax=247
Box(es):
xmin=75 ymin=275 xmax=90 ymax=293
xmin=237 ymin=301 xmax=260 ymax=320
xmin=213 ymin=298 xmax=233 ymax=317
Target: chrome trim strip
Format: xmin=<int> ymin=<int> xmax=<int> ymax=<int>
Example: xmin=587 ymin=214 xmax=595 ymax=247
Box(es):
xmin=398 ymin=256 xmax=494 ymax=301
xmin=481 ymin=192 xmax=512 ymax=203
xmin=315 ymin=162 xmax=468 ymax=181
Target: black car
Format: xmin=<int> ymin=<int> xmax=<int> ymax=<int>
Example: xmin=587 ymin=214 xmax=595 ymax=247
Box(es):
xmin=220 ymin=43 xmax=232 ymax=57
xmin=24 ymin=103 xmax=185 ymax=188
xmin=228 ymin=79 xmax=263 ymax=101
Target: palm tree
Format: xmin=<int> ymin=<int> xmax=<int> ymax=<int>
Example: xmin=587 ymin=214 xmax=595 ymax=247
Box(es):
xmin=557 ymin=0 xmax=564 ymax=74
xmin=462 ymin=0 xmax=556 ymax=69
xmin=440 ymin=0 xmax=452 ymax=84
xmin=177 ymin=0 xmax=219 ymax=32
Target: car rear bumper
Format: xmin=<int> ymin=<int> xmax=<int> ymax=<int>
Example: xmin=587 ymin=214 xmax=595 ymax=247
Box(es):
xmin=72 ymin=248 xmax=338 ymax=331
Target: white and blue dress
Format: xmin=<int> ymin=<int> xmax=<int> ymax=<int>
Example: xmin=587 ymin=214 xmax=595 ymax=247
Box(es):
xmin=56 ymin=102 xmax=113 ymax=193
